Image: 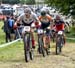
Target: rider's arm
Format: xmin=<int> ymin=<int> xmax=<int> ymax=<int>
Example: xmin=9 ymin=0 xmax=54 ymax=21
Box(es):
xmin=47 ymin=15 xmax=54 ymax=29
xmin=33 ymin=13 xmax=41 ymax=26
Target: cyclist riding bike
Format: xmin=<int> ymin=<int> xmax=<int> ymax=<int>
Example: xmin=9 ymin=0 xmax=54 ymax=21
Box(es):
xmin=54 ymin=15 xmax=66 ymax=45
xmin=39 ymin=9 xmax=53 ymax=49
xmin=14 ymin=8 xmax=41 ymax=48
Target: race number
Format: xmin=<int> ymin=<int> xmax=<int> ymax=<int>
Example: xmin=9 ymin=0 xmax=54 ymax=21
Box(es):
xmin=24 ymin=26 xmax=31 ymax=32
xmin=37 ymin=29 xmax=43 ymax=34
xmin=58 ymin=31 xmax=63 ymax=35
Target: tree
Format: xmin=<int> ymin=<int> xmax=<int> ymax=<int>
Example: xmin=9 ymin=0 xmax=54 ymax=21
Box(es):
xmin=20 ymin=0 xmax=25 ymax=4
xmin=25 ymin=0 xmax=35 ymax=5
xmin=45 ymin=0 xmax=75 ymax=16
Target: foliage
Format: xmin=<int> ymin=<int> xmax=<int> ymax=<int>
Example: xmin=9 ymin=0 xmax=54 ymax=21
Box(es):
xmin=25 ymin=0 xmax=35 ymax=5
xmin=45 ymin=0 xmax=75 ymax=16
xmin=20 ymin=0 xmax=25 ymax=4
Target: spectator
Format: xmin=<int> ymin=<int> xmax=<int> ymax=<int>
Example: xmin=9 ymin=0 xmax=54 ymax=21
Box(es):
xmin=8 ymin=16 xmax=15 ymax=41
xmin=3 ymin=16 xmax=11 ymax=42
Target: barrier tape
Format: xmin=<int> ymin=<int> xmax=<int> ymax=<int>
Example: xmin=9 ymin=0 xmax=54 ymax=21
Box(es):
xmin=0 ymin=38 xmax=21 ymax=48
xmin=66 ymin=37 xmax=75 ymax=40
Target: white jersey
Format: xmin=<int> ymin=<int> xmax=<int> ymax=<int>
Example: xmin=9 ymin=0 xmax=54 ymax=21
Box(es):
xmin=18 ymin=12 xmax=38 ymax=24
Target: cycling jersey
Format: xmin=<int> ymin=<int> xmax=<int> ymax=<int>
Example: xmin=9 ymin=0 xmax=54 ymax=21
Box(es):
xmin=18 ymin=12 xmax=38 ymax=26
xmin=39 ymin=14 xmax=52 ymax=29
xmin=39 ymin=14 xmax=52 ymax=23
xmin=55 ymin=20 xmax=65 ymax=32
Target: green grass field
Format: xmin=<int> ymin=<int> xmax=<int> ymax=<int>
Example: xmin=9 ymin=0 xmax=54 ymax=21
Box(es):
xmin=0 ymin=21 xmax=75 ymax=68
xmin=0 ymin=21 xmax=6 ymax=44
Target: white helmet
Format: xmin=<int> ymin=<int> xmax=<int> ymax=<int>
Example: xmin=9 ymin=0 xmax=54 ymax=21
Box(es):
xmin=24 ymin=8 xmax=32 ymax=14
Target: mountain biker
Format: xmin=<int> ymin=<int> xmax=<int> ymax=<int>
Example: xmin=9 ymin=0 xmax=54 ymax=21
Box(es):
xmin=39 ymin=9 xmax=53 ymax=49
xmin=14 ymin=8 xmax=41 ymax=48
xmin=54 ymin=15 xmax=66 ymax=44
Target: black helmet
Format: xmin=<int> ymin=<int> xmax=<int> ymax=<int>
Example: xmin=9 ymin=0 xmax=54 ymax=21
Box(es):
xmin=40 ymin=9 xmax=46 ymax=16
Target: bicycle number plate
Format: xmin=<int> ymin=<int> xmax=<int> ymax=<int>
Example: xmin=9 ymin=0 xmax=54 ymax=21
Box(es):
xmin=58 ymin=31 xmax=63 ymax=35
xmin=37 ymin=29 xmax=43 ymax=34
xmin=24 ymin=26 xmax=30 ymax=32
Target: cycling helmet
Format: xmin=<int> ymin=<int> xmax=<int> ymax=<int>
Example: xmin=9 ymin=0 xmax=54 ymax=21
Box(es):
xmin=55 ymin=15 xmax=61 ymax=20
xmin=42 ymin=7 xmax=50 ymax=14
xmin=24 ymin=8 xmax=32 ymax=14
xmin=40 ymin=9 xmax=46 ymax=16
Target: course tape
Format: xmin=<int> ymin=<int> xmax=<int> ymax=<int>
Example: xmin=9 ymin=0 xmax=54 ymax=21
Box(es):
xmin=66 ymin=37 xmax=75 ymax=40
xmin=0 ymin=38 xmax=21 ymax=48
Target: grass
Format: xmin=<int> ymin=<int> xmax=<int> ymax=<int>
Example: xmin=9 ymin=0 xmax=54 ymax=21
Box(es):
xmin=0 ymin=21 xmax=6 ymax=44
xmin=0 ymin=42 xmax=23 ymax=61
xmin=65 ymin=26 xmax=75 ymax=38
xmin=66 ymin=39 xmax=75 ymax=43
xmin=65 ymin=26 xmax=75 ymax=43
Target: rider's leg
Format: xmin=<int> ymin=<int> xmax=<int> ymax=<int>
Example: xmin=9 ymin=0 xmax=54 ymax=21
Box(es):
xmin=46 ymin=29 xmax=51 ymax=48
xmin=31 ymin=29 xmax=35 ymax=49
xmin=22 ymin=28 xmax=35 ymax=48
xmin=22 ymin=30 xmax=25 ymax=38
xmin=43 ymin=35 xmax=47 ymax=48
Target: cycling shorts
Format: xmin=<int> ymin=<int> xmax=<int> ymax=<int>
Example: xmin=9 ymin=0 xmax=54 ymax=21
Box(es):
xmin=40 ymin=22 xmax=50 ymax=29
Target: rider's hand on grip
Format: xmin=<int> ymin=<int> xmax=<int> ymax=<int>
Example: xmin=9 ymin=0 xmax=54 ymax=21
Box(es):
xmin=35 ymin=22 xmax=41 ymax=28
xmin=13 ymin=23 xmax=18 ymax=29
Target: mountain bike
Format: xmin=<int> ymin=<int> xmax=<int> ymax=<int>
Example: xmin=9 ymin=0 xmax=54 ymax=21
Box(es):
xmin=23 ymin=26 xmax=33 ymax=62
xmin=56 ymin=31 xmax=64 ymax=55
xmin=37 ymin=28 xmax=50 ymax=57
